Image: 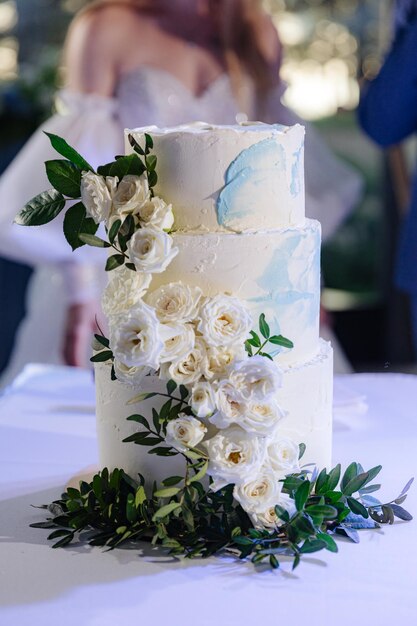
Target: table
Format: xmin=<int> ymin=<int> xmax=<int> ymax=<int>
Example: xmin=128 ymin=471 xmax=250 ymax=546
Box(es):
xmin=1 ymin=365 xmax=416 ymax=626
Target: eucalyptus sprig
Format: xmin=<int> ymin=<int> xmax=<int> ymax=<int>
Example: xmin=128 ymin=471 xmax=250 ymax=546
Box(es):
xmin=30 ymin=456 xmax=413 ymax=570
xmin=245 ymin=314 xmax=294 ymax=359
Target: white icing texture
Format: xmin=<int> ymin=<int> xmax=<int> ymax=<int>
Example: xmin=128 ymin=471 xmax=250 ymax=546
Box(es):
xmin=126 ymin=122 xmax=305 ymax=232
xmin=148 ymin=220 xmax=321 ymax=365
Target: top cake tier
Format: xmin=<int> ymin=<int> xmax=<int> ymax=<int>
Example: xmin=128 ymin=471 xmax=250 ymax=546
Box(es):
xmin=126 ymin=122 xmax=305 ymax=233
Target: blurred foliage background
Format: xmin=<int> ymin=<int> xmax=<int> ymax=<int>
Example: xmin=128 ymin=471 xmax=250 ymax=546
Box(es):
xmin=0 ymin=0 xmax=414 ymax=370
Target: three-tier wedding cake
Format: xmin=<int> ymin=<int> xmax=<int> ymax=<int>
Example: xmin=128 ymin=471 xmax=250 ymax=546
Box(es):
xmin=95 ymin=122 xmax=333 ymax=485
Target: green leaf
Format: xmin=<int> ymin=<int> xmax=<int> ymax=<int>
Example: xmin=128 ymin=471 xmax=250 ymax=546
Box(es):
xmin=268 ymin=335 xmax=294 ymax=349
xmin=90 ymin=350 xmax=113 ymax=363
xmin=152 ymin=502 xmax=181 ymax=521
xmin=327 ymin=464 xmax=341 ymax=491
xmin=166 ymin=380 xmax=177 ymax=395
xmin=344 ymin=468 xmax=382 ymax=496
xmin=135 ymin=486 xmax=146 ymax=507
xmin=127 ymin=392 xmax=157 ymax=405
xmin=108 ymin=219 xmax=122 ymax=244
xmin=300 ymin=538 xmax=327 ymax=553
xmin=147 ymin=447 xmax=178 ymax=456
xmin=44 ymin=132 xmax=94 ymax=172
xmin=244 ymin=341 xmax=253 ymax=356
xmin=259 ymin=313 xmax=270 ymax=339
xmin=15 ymin=189 xmax=66 ymax=226
xmin=298 ymin=443 xmax=306 ymax=460
xmin=295 ymin=480 xmax=310 ymax=511
xmin=315 ymin=468 xmax=328 ymax=494
xmin=52 ymin=534 xmax=75 ymax=548
xmin=274 ymin=504 xmax=290 ymax=522
xmin=269 ymin=554 xmax=280 ymax=569
xmin=128 ymin=133 xmax=145 ymax=156
xmin=305 ymin=505 xmax=338 ymax=519
xmin=78 ymin=233 xmax=111 ymax=248
xmin=148 ymin=170 xmax=158 ymax=187
xmin=145 ymin=133 xmax=154 ymax=151
xmin=179 ymin=385 xmax=189 ymax=400
xmin=189 ymin=461 xmax=208 ymax=484
xmin=162 ymin=476 xmax=183 ymax=487
xmin=109 ymin=153 xmax=145 ymax=178
xmin=346 ymin=497 xmax=369 ymax=518
xmin=126 ymin=414 xmax=150 ymax=430
xmin=340 ymin=462 xmax=359 ymax=492
xmin=317 ymin=532 xmax=338 ymax=552
xmin=45 ymin=159 xmax=81 ymax=198
xmin=105 ymin=254 xmax=125 ymax=271
xmin=146 ymin=154 xmax=157 ymax=171
xmin=94 ymin=334 xmax=109 ymax=348
xmin=63 ymin=202 xmax=98 ymax=250
xmin=154 ymin=487 xmax=181 ymax=498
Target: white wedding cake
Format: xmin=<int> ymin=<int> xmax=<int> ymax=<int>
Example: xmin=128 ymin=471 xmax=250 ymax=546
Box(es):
xmin=95 ymin=122 xmax=333 ymax=485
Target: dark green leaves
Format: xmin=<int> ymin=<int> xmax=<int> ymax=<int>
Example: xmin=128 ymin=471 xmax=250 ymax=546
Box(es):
xmin=79 ymin=233 xmax=111 ymax=248
xmin=295 ymin=480 xmax=310 ymax=511
xmin=63 ymin=202 xmax=98 ymax=250
xmin=45 ymin=160 xmax=82 ymax=198
xmin=105 ymin=254 xmax=125 ymax=272
xmin=245 ymin=314 xmax=294 ymax=359
xmin=15 ymin=189 xmax=66 ymax=226
xmin=259 ymin=313 xmax=270 ymax=339
xmin=107 ymin=154 xmax=145 ymax=179
xmin=44 ymin=132 xmax=94 ymax=172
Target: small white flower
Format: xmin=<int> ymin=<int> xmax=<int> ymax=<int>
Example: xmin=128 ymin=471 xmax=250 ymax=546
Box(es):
xmin=109 ymin=301 xmax=164 ymax=369
xmin=198 ymin=294 xmax=253 ymax=348
xmin=267 ymin=436 xmax=300 ymax=474
xmin=233 ymin=465 xmax=282 ymax=514
xmin=205 ymin=426 xmax=266 ymax=489
xmin=127 ymin=226 xmax=178 ymax=274
xmin=113 ymin=359 xmax=149 ymax=387
xmin=239 ymin=401 xmax=286 ymax=436
xmin=112 ymin=174 xmax=150 ymax=216
xmin=228 ymin=355 xmax=283 ymax=402
xmin=162 ymin=338 xmax=207 ymax=385
xmin=203 ymin=343 xmax=246 ymax=380
xmin=165 ymin=413 xmax=207 ymax=453
xmin=190 ymin=381 xmax=217 ymax=418
xmin=80 ymin=171 xmax=115 ymax=224
xmin=146 ymin=282 xmax=202 ymax=323
xmin=249 ymin=494 xmax=296 ymax=530
xmin=160 ymin=322 xmax=195 ymax=363
xmin=101 ymin=266 xmax=152 ymax=317
xmin=137 ymin=196 xmax=174 ymax=231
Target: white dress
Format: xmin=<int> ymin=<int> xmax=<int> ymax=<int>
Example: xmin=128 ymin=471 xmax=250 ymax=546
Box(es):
xmin=0 ymin=67 xmax=361 ymax=384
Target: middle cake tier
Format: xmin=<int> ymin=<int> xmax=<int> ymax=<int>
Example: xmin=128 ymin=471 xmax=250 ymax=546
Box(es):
xmin=146 ymin=218 xmax=321 ymax=366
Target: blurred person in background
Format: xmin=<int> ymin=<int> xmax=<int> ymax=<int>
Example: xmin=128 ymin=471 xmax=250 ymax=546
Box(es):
xmin=358 ymin=0 xmax=417 ymax=359
xmin=0 ymin=0 xmax=361 ymax=382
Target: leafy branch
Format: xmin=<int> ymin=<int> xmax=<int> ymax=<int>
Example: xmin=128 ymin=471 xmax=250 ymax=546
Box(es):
xmin=245 ymin=314 xmax=294 ymax=359
xmin=30 ymin=453 xmax=413 ymax=570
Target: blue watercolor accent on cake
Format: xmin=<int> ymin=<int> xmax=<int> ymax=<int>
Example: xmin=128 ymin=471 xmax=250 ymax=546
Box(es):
xmin=217 ymin=137 xmax=286 ymax=228
xmin=290 ymin=142 xmax=303 ymax=197
xmin=248 ymin=227 xmax=321 ymax=355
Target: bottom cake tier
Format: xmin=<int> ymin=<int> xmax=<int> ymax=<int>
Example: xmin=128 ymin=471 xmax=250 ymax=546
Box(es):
xmin=95 ymin=339 xmax=333 ymax=484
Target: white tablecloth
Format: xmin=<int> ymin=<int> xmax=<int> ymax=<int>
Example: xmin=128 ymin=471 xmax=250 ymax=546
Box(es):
xmin=0 ymin=365 xmax=416 ymax=626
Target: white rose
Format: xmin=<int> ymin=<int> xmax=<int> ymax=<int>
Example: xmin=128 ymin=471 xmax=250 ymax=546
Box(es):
xmin=162 ymin=338 xmax=207 ymax=385
xmin=209 ymin=380 xmax=245 ymax=429
xmin=165 ymin=413 xmax=207 ymax=453
xmin=233 ymin=466 xmax=282 ymax=514
xmin=249 ymin=494 xmax=296 ymax=530
xmin=205 ymin=426 xmax=266 ymax=489
xmin=109 ymin=301 xmax=164 ymax=369
xmin=267 ymin=436 xmax=300 ymax=474
xmin=113 ymin=359 xmax=149 ymax=387
xmin=127 ymin=226 xmax=179 ymax=274
xmin=190 ymin=381 xmax=216 ymax=418
xmin=80 ymin=172 xmax=115 ymax=224
xmin=137 ymin=196 xmax=174 ymax=231
xmin=112 ymin=174 xmax=150 ymax=215
xmin=228 ymin=355 xmax=283 ymax=402
xmin=160 ymin=322 xmax=195 ymax=363
xmin=101 ymin=266 xmax=152 ymax=317
xmin=198 ymin=294 xmax=253 ymax=347
xmin=239 ymin=401 xmax=286 ymax=436
xmin=146 ymin=282 xmax=202 ymax=323
xmin=203 ymin=343 xmax=246 ymax=380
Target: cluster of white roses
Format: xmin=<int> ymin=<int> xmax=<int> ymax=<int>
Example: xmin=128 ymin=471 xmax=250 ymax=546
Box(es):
xmin=93 ymin=169 xmax=299 ymax=529
xmin=81 ymin=171 xmax=177 ymax=274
